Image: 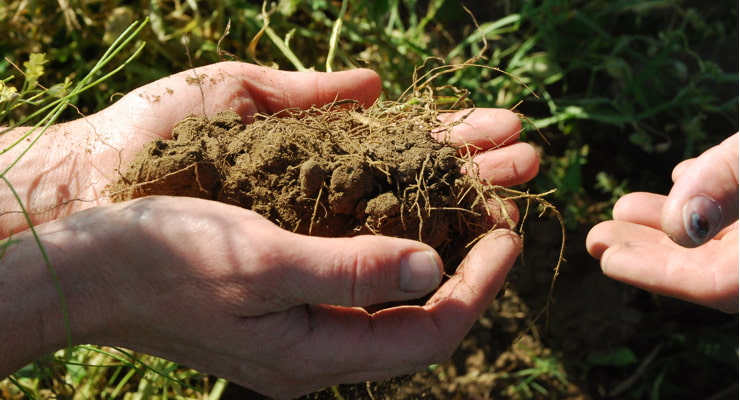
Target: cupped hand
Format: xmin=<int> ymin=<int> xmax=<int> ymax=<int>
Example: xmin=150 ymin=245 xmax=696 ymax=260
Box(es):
xmin=1 ymin=62 xmax=380 ymax=235
xmin=587 ymin=134 xmax=738 ymax=313
xmin=1 ymin=61 xmax=537 ymax=236
xmin=39 ymin=196 xmax=519 ymax=399
xmin=88 ymin=62 xmax=539 ymax=204
xmin=83 ymin=73 xmax=535 ymax=397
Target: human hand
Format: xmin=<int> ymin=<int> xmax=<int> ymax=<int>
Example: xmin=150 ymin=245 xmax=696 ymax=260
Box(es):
xmin=0 ymin=62 xmax=380 ymax=235
xmin=2 ymin=196 xmax=519 ymax=399
xmin=0 ymin=61 xmax=537 ymax=236
xmin=587 ymin=134 xmax=738 ymax=313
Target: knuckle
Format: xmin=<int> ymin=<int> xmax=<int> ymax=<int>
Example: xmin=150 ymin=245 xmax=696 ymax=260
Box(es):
xmin=344 ymin=238 xmax=385 ymax=306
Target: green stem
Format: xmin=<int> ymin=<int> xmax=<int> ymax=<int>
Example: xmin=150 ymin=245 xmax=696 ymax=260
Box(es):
xmin=326 ymin=0 xmax=348 ymax=72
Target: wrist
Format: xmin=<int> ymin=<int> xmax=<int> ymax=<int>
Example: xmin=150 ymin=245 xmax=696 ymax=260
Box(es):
xmin=0 ymin=213 xmax=116 ymax=377
xmin=0 ymin=113 xmax=126 ymax=238
xmin=1 ymin=121 xmax=88 ymax=237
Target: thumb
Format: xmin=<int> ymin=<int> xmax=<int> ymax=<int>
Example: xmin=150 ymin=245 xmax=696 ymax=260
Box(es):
xmin=662 ymin=133 xmax=739 ymax=247
xmin=278 ymin=234 xmax=444 ymax=307
xmin=247 ymin=64 xmax=382 ymax=113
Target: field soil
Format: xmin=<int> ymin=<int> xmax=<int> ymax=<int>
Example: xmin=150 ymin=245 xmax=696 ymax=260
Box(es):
xmin=110 ymin=105 xmax=510 ymax=272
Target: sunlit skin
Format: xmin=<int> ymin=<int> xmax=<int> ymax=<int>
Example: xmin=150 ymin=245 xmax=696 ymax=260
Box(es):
xmin=587 ymin=134 xmax=738 ymax=313
xmin=0 ymin=62 xmax=540 ymax=399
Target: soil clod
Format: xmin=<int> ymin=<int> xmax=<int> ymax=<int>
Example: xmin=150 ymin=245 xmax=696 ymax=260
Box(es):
xmin=109 ymin=103 xmax=506 ymax=270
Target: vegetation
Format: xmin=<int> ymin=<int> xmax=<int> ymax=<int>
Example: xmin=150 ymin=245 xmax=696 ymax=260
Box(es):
xmin=1 ymin=0 xmax=737 ymax=399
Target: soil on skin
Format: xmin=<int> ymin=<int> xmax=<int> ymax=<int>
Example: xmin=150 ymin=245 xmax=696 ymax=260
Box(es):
xmin=109 ymin=104 xmax=504 ymax=270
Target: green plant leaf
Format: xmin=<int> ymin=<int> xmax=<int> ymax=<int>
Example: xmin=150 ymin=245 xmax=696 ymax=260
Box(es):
xmin=586 ymin=346 xmax=638 ymax=367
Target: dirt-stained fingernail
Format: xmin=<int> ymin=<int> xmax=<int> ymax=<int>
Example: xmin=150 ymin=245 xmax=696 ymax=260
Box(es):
xmin=399 ymin=251 xmax=442 ymax=293
xmin=682 ymin=194 xmax=722 ymax=245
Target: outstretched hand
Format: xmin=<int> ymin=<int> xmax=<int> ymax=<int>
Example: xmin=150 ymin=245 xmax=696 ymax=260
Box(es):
xmin=587 ymin=134 xmax=738 ymax=313
xmin=1 ymin=62 xmax=540 ymax=398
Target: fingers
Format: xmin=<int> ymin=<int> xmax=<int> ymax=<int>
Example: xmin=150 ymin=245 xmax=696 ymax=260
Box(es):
xmin=586 ymin=220 xmax=677 ymax=260
xmin=483 ymin=196 xmax=521 ymax=227
xmin=587 ymin=220 xmax=739 ymax=312
xmin=109 ymin=62 xmax=382 ymax=139
xmin=611 ymin=192 xmax=667 ymax=229
xmin=671 ymin=157 xmax=695 ymax=182
xmin=661 ymin=133 xmax=739 ymax=247
xmin=467 ymin=142 xmax=540 ymax=186
xmin=421 ymin=229 xmax=522 ymax=337
xmin=367 ymin=230 xmax=521 ymax=371
xmin=432 ymin=108 xmax=539 ymax=186
xmin=235 ymin=63 xmax=382 ymax=116
xmin=291 ymin=229 xmax=522 ymax=384
xmin=435 ymin=108 xmax=523 ymax=153
xmin=275 ymin=234 xmax=444 ymax=307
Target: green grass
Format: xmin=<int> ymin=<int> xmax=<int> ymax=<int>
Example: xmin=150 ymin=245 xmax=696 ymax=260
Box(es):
xmin=6 ymin=346 xmax=228 ymax=399
xmin=1 ymin=0 xmax=737 ymax=399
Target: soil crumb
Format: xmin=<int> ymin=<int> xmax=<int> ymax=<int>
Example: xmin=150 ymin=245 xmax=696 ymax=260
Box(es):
xmin=109 ymin=103 xmax=507 ymax=269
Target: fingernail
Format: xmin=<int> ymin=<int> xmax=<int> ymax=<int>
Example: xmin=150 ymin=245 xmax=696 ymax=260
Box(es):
xmin=682 ymin=194 xmax=722 ymax=245
xmin=399 ymin=251 xmax=442 ymax=293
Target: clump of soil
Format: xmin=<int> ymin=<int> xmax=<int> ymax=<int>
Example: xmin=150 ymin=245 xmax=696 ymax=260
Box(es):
xmin=109 ymin=102 xmax=508 ymax=269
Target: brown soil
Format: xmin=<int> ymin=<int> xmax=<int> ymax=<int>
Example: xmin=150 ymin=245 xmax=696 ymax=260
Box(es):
xmin=109 ymin=103 xmax=508 ymax=271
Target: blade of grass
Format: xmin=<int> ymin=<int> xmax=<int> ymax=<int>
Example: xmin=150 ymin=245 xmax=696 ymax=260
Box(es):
xmin=258 ymin=2 xmax=308 ymax=71
xmin=325 ymin=0 xmax=348 ymax=72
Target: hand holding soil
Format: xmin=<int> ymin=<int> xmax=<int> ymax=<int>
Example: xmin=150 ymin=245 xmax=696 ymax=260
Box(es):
xmin=0 ymin=62 xmax=540 ymax=398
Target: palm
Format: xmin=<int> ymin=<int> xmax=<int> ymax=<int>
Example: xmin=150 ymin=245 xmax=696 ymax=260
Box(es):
xmin=75 ymin=62 xmax=384 ymax=209
xmin=88 ymin=62 xmax=536 ymax=205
